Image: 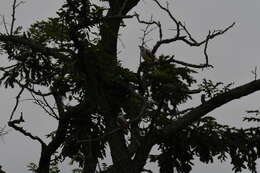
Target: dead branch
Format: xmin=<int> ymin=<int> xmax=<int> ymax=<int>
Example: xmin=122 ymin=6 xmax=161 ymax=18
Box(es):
xmin=134 ymin=0 xmax=235 ymax=69
xmin=30 ymin=92 xmax=59 ymax=119
xmin=1 ymin=15 xmax=9 ymax=35
xmin=10 ymin=0 xmax=17 ymax=35
xmin=170 ymin=58 xmax=213 ymax=68
xmin=151 ymin=0 xmax=235 ymax=55
xmin=8 ymin=114 xmax=46 ymax=146
xmin=9 ymin=87 xmax=24 ymax=121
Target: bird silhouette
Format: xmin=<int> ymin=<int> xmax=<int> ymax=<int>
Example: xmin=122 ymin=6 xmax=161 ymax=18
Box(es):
xmin=139 ymin=46 xmax=156 ymax=62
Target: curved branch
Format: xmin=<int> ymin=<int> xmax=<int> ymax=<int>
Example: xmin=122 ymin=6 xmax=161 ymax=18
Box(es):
xmin=9 ymin=87 xmax=24 ymax=121
xmin=171 ymin=58 xmax=213 ymax=69
xmin=150 ymin=0 xmax=235 ymax=54
xmin=162 ymin=79 xmax=260 ymax=137
xmin=8 ymin=116 xmax=46 ymax=147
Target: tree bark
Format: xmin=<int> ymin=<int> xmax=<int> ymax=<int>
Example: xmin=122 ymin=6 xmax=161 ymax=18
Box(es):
xmin=37 ymin=146 xmax=51 ymax=173
xmin=82 ymin=157 xmax=97 ymax=173
xmin=162 ymin=79 xmax=260 ymax=137
xmin=98 ymin=1 xmax=142 ymax=172
xmin=37 ymin=116 xmax=68 ymax=173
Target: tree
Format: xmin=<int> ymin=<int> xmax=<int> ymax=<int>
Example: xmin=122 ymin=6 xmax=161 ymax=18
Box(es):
xmin=0 ymin=0 xmax=260 ymax=173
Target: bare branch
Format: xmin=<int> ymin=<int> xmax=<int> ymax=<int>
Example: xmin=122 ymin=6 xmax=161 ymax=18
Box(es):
xmin=203 ymin=31 xmax=211 ymax=66
xmin=52 ymin=90 xmax=65 ymax=116
xmin=1 ymin=15 xmax=9 ymax=35
xmin=179 ymin=22 xmax=236 ymax=47
xmin=153 ymin=0 xmax=179 ymax=31
xmin=10 ymin=0 xmax=25 ymax=35
xmin=9 ymin=87 xmax=24 ymax=121
xmin=135 ymin=12 xmax=164 ymax=50
xmin=171 ymin=57 xmax=213 ymax=69
xmin=42 ymin=96 xmax=58 ymax=118
xmin=8 ymin=115 xmax=46 ymax=146
xmin=150 ymin=0 xmax=235 ymax=59
xmin=30 ymin=92 xmax=58 ymax=119
xmin=10 ymin=0 xmax=17 ymax=35
xmin=170 ymin=31 xmax=213 ymax=68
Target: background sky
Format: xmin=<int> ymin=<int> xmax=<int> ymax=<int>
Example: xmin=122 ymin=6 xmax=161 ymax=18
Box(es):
xmin=0 ymin=0 xmax=260 ymax=172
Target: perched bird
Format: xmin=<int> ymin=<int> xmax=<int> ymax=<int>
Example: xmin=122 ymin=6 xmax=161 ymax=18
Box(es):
xmin=201 ymin=94 xmax=206 ymax=104
xmin=139 ymin=46 xmax=156 ymax=62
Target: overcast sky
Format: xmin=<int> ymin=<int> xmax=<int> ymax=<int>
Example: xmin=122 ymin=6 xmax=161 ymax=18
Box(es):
xmin=0 ymin=0 xmax=260 ymax=172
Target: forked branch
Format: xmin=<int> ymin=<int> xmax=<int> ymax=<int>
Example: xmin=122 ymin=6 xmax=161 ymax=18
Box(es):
xmin=8 ymin=114 xmax=46 ymax=146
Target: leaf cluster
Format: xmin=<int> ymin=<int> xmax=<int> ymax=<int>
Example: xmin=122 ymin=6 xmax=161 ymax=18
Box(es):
xmin=154 ymin=116 xmax=260 ymax=173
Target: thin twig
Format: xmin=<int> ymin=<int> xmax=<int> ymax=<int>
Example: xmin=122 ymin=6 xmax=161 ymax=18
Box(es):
xmin=9 ymin=86 xmax=24 ymax=121
xmin=30 ymin=92 xmax=58 ymax=119
xmin=171 ymin=57 xmax=213 ymax=69
xmin=203 ymin=31 xmax=211 ymax=67
xmin=8 ymin=117 xmax=46 ymax=146
xmin=10 ymin=0 xmax=17 ymax=35
xmin=10 ymin=0 xmax=25 ymax=35
xmin=42 ymin=95 xmax=58 ymax=118
xmin=1 ymin=15 xmax=9 ymax=35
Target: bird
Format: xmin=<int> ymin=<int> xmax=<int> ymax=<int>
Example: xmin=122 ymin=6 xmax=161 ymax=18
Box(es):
xmin=139 ymin=45 xmax=156 ymax=62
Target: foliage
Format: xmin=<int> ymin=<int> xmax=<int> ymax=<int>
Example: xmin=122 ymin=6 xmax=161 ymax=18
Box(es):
xmin=27 ymin=161 xmax=61 ymax=173
xmin=1 ymin=0 xmax=260 ymax=173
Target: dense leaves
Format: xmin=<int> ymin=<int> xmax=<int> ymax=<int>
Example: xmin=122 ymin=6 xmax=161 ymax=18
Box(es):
xmin=1 ymin=0 xmax=260 ymax=173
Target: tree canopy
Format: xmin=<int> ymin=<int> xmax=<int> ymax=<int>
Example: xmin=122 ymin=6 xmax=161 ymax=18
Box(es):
xmin=0 ymin=0 xmax=260 ymax=173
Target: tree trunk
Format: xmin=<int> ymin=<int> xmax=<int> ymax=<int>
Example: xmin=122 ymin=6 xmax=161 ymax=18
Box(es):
xmin=82 ymin=157 xmax=97 ymax=173
xmin=37 ymin=146 xmax=51 ymax=173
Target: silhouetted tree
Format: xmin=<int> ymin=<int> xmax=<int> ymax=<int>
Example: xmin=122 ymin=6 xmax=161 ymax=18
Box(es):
xmin=0 ymin=0 xmax=260 ymax=173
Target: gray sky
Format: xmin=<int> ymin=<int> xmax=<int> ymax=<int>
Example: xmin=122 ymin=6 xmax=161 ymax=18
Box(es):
xmin=0 ymin=0 xmax=260 ymax=172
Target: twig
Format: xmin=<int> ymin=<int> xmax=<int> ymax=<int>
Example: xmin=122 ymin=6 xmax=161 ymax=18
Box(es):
xmin=180 ymin=22 xmax=236 ymax=47
xmin=203 ymin=31 xmax=211 ymax=67
xmin=8 ymin=116 xmax=46 ymax=146
xmin=171 ymin=57 xmax=213 ymax=69
xmin=150 ymin=0 xmax=235 ymax=57
xmin=135 ymin=12 xmax=162 ymax=48
xmin=251 ymin=66 xmax=258 ymax=81
xmin=9 ymin=86 xmax=24 ymax=121
xmin=30 ymin=92 xmax=59 ymax=119
xmin=10 ymin=0 xmax=25 ymax=35
xmin=1 ymin=15 xmax=9 ymax=35
xmin=42 ymin=95 xmax=58 ymax=118
xmin=10 ymin=0 xmax=17 ymax=35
